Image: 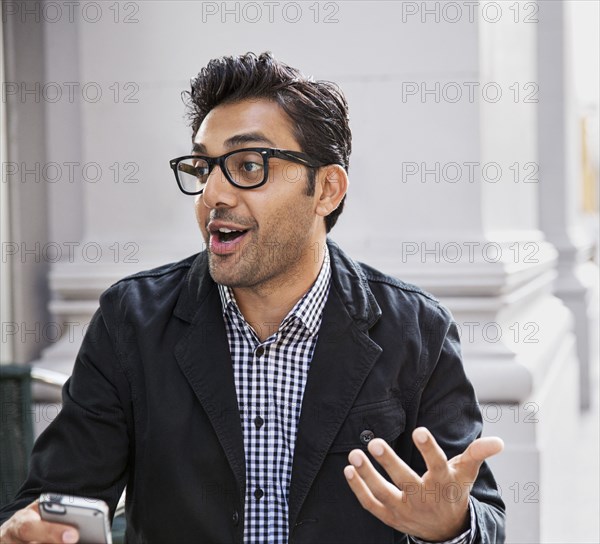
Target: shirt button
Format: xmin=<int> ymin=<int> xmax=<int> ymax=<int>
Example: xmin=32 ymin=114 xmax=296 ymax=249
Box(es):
xmin=359 ymin=430 xmax=375 ymax=445
xmin=254 ymin=488 xmax=264 ymax=500
xmin=255 ymin=346 xmax=265 ymax=357
xmin=254 ymin=416 xmax=264 ymax=429
xmin=232 ymin=510 xmax=239 ymax=525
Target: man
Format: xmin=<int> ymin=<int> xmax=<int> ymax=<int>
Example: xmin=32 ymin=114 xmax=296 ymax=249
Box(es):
xmin=0 ymin=52 xmax=505 ymax=543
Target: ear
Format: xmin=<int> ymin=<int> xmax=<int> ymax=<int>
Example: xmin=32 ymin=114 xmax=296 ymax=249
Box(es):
xmin=314 ymin=164 xmax=349 ymax=218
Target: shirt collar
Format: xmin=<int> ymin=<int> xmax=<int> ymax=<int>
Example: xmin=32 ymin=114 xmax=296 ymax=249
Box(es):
xmin=218 ymin=244 xmax=331 ymax=338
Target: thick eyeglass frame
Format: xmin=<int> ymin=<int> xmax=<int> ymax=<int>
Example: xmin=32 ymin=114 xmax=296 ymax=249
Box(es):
xmin=169 ymin=147 xmax=321 ymax=195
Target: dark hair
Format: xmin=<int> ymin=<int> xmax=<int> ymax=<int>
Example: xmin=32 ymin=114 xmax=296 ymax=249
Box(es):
xmin=182 ymin=51 xmax=351 ymax=232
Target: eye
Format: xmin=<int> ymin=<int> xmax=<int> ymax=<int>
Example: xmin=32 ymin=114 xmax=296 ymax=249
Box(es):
xmin=191 ymin=160 xmax=209 ymax=177
xmin=196 ymin=165 xmax=210 ymax=177
xmin=225 ymin=151 xmax=265 ymax=184
xmin=241 ymin=161 xmax=262 ymax=173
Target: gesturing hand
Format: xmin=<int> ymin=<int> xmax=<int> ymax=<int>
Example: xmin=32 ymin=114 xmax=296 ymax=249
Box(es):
xmin=343 ymin=427 xmax=504 ymax=542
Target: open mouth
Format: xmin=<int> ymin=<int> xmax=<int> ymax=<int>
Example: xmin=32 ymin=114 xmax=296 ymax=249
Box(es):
xmin=206 ymin=221 xmax=253 ymax=255
xmin=216 ymin=227 xmax=248 ymax=243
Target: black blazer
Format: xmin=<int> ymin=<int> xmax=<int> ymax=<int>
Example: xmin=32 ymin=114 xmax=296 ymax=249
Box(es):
xmin=1 ymin=240 xmax=505 ymax=543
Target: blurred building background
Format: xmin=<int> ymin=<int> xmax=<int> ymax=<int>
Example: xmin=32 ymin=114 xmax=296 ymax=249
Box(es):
xmin=1 ymin=1 xmax=598 ymax=541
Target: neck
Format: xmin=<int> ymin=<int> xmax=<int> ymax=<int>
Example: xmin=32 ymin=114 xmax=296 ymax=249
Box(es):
xmin=233 ymin=241 xmax=326 ymax=342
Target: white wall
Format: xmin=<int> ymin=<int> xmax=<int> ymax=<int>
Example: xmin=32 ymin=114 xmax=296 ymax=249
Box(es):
xmin=45 ymin=1 xmax=487 ymax=256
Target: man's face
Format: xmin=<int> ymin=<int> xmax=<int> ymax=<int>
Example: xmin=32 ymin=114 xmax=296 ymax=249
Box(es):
xmin=193 ymin=98 xmax=324 ymax=290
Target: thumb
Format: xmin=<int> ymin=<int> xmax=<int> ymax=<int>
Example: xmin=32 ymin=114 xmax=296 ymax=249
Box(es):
xmin=455 ymin=436 xmax=504 ymax=476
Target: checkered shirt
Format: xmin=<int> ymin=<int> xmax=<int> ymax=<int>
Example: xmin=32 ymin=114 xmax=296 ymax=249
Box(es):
xmin=218 ymin=245 xmax=475 ymax=544
xmin=217 ymin=246 xmax=331 ymax=544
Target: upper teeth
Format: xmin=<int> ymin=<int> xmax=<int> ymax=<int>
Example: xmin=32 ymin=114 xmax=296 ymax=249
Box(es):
xmin=219 ymin=227 xmax=238 ymax=233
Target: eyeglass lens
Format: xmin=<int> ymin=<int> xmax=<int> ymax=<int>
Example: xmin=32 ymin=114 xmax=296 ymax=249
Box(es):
xmin=177 ymin=150 xmax=266 ymax=192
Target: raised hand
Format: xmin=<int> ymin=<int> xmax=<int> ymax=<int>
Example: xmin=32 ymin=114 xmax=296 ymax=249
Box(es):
xmin=343 ymin=426 xmax=504 ymax=541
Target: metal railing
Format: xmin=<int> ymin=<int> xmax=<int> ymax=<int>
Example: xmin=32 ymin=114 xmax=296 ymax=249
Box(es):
xmin=30 ymin=367 xmax=69 ymax=389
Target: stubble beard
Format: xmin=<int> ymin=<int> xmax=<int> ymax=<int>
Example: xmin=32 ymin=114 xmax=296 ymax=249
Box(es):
xmin=207 ymin=229 xmax=313 ymax=293
xmin=202 ymin=191 xmax=319 ymax=291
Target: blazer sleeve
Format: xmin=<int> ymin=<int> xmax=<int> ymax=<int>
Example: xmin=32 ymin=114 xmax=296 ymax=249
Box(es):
xmin=0 ymin=306 xmax=132 ymax=524
xmin=408 ymin=304 xmax=506 ymax=544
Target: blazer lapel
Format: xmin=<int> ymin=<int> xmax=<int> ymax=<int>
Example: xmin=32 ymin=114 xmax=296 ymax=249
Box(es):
xmin=288 ymin=243 xmax=383 ymax=529
xmin=171 ymin=243 xmax=383 ymax=526
xmin=173 ymin=253 xmax=246 ymax=496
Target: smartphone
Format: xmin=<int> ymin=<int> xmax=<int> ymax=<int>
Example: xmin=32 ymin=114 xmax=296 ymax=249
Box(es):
xmin=39 ymin=493 xmax=113 ymax=544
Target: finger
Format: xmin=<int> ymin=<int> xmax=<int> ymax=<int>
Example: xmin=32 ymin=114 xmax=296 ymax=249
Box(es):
xmin=343 ymin=463 xmax=390 ymax=521
xmin=453 ymin=436 xmax=504 ymax=475
xmin=366 ymin=438 xmax=422 ymax=490
xmin=13 ymin=502 xmax=80 ymax=544
xmin=347 ymin=449 xmax=403 ymax=507
xmin=412 ymin=427 xmax=449 ymax=475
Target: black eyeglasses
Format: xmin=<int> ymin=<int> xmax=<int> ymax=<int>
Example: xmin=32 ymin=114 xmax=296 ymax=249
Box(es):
xmin=169 ymin=147 xmax=321 ymax=195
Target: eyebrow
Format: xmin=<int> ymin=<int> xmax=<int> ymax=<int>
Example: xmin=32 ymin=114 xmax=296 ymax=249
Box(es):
xmin=192 ymin=132 xmax=277 ymax=155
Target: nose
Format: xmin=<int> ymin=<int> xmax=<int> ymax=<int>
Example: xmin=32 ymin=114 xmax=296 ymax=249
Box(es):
xmin=200 ymin=163 xmax=238 ymax=209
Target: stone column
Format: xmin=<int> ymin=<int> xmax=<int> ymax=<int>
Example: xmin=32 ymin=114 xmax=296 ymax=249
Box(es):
xmin=2 ymin=0 xmax=50 ymax=365
xmin=537 ymin=0 xmax=599 ymax=411
xmin=331 ymin=4 xmax=579 ymax=542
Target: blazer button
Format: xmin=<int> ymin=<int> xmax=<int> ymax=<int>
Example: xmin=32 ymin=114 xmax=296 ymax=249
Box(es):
xmin=232 ymin=510 xmax=239 ymax=526
xmin=359 ymin=430 xmax=375 ymax=445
